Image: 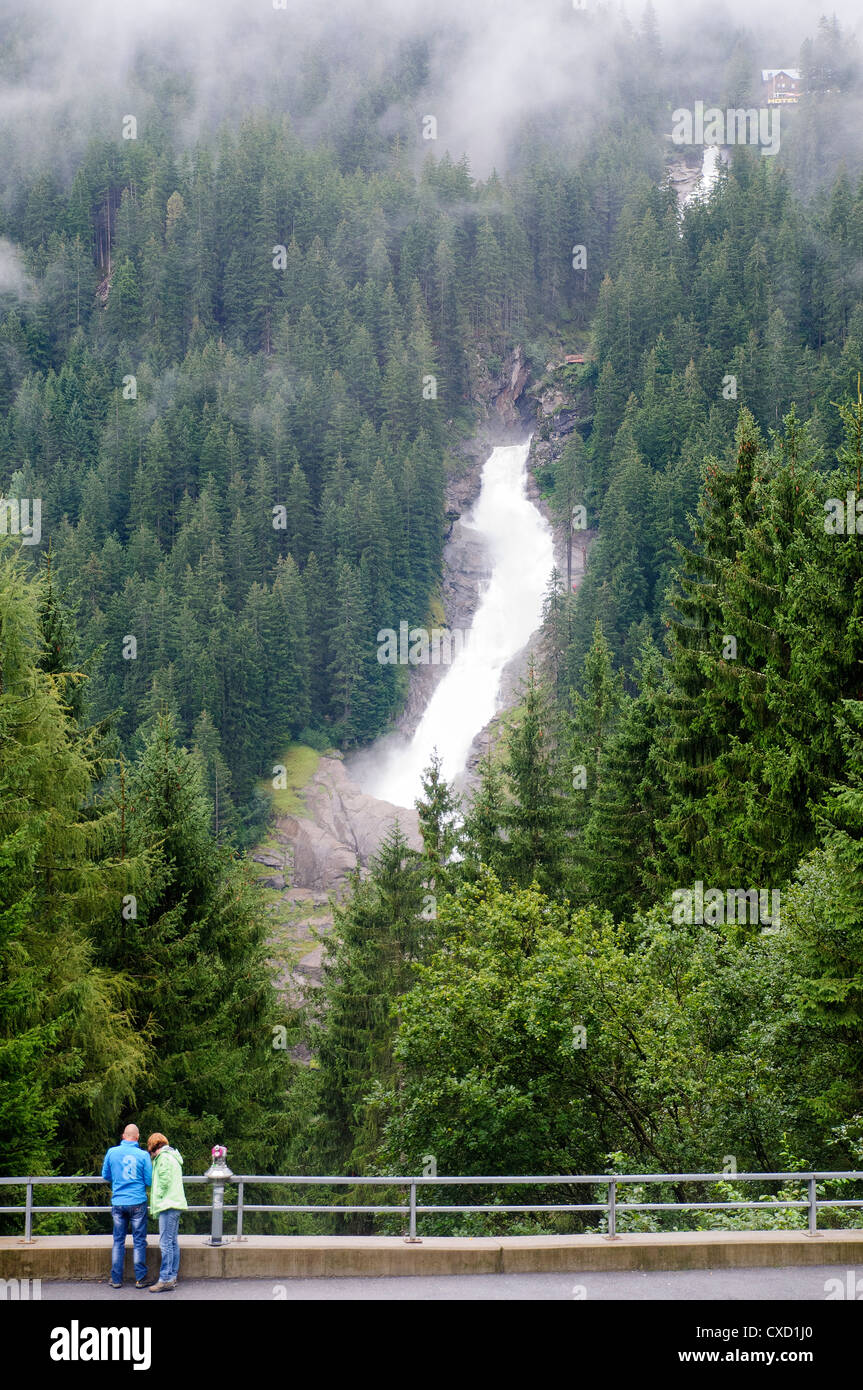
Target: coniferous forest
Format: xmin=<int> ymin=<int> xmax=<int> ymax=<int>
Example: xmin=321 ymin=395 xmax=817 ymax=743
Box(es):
xmin=3 ymin=0 xmax=863 ymax=1244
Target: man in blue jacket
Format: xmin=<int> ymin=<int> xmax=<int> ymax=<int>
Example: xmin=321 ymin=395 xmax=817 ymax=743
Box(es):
xmin=101 ymin=1123 xmax=153 ymax=1288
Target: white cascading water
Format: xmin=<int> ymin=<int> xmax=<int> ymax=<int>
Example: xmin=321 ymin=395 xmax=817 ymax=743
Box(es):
xmin=683 ymin=144 xmax=721 ymax=207
xmin=356 ymin=438 xmax=554 ymax=809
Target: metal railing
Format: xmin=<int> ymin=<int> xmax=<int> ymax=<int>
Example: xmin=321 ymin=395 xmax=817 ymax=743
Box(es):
xmin=2 ymin=1172 xmax=862 ymax=1244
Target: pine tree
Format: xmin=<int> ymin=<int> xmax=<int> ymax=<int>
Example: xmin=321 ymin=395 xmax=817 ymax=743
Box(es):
xmin=326 ymin=558 xmax=376 ymax=743
xmin=541 ymin=568 xmax=571 ymax=708
xmin=499 ymin=664 xmax=569 ymax=896
xmin=657 ymin=409 xmax=768 ymax=885
xmin=270 ymin=553 xmax=312 ymax=736
xmin=309 ymin=824 xmax=427 ymax=1175
xmin=94 ymin=713 xmax=294 ymax=1173
xmin=285 ymin=463 xmax=315 ymax=568
xmin=191 ymin=709 xmax=242 ymax=842
xmin=461 ymin=743 xmax=508 ymax=881
xmin=782 ymin=699 xmax=863 ymax=1126
xmin=36 ymin=548 xmax=86 ymax=725
xmin=657 ymin=406 xmax=863 ymax=890
xmin=0 ymin=543 xmax=149 ymax=1176
xmin=551 ymin=437 xmax=588 ymax=593
xmin=415 ymin=751 xmax=462 ymax=900
xmin=580 ymin=637 xmax=667 ymax=918
xmin=564 ymin=619 xmax=623 ymax=897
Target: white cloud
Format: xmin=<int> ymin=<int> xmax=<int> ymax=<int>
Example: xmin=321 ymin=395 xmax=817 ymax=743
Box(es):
xmin=0 ymin=239 xmax=32 ymax=298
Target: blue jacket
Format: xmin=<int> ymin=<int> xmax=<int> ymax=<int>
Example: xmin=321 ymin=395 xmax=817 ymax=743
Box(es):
xmin=101 ymin=1140 xmax=153 ymax=1206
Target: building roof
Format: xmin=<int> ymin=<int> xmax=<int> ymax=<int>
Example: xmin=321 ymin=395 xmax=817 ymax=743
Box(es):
xmin=761 ymin=69 xmax=801 ymax=80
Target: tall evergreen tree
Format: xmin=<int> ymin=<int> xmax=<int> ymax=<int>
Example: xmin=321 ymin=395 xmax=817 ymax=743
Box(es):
xmin=415 ymin=751 xmax=462 ymax=900
xmin=93 ymin=713 xmax=294 ymax=1173
xmin=309 ymin=824 xmax=427 ymax=1175
xmin=0 ymin=544 xmax=148 ymax=1176
xmin=499 ymin=664 xmax=569 ymax=897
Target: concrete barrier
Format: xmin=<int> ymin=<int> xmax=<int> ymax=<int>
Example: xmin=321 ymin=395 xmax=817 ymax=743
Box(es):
xmin=2 ymin=1230 xmax=863 ymax=1280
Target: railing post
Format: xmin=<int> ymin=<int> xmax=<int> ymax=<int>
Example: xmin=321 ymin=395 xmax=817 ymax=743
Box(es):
xmin=808 ymin=1176 xmax=819 ymax=1236
xmin=235 ymin=1180 xmax=246 ymax=1242
xmin=606 ymin=1179 xmax=618 ymax=1240
xmin=24 ymin=1181 xmax=34 ymax=1244
xmin=404 ymin=1180 xmax=421 ymax=1244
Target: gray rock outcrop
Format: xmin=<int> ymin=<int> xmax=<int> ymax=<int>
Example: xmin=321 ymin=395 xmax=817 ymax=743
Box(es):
xmin=271 ymin=757 xmax=422 ymax=895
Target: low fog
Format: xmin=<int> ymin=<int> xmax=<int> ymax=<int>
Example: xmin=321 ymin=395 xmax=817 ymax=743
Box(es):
xmin=0 ymin=0 xmax=860 ymax=180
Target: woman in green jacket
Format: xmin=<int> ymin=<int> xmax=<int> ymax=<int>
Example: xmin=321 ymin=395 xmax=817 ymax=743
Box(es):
xmin=147 ymin=1132 xmax=188 ymax=1291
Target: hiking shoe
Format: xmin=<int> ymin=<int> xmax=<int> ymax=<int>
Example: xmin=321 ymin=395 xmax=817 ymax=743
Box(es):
xmin=162 ymin=1280 xmax=177 ymax=1290
xmin=148 ymin=1280 xmax=167 ymax=1292
xmin=135 ymin=1278 xmax=153 ymax=1289
xmin=110 ymin=1281 xmax=122 ymax=1289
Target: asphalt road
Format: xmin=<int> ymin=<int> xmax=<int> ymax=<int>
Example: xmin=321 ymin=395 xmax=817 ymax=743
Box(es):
xmin=34 ymin=1265 xmax=861 ymax=1300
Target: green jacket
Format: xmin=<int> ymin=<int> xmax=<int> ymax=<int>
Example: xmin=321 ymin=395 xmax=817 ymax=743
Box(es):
xmin=148 ymin=1146 xmax=188 ymax=1217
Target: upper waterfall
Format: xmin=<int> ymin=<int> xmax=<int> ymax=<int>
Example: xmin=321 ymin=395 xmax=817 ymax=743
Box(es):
xmin=353 ymin=439 xmax=555 ymax=809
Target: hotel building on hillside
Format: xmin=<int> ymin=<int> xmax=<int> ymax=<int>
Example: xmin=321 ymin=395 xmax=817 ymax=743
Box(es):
xmin=761 ymin=69 xmax=801 ymax=104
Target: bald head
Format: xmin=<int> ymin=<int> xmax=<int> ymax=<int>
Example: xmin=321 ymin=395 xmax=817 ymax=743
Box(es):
xmin=122 ymin=1124 xmax=139 ymax=1141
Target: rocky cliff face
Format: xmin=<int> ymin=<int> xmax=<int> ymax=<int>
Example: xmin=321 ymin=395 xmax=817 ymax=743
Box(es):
xmin=254 ymin=756 xmax=422 ymax=1001
xmin=279 ymin=756 xmax=421 ymax=892
xmin=467 ymin=342 xmax=531 ymax=433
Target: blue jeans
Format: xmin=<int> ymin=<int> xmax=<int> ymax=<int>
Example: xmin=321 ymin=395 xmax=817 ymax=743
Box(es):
xmin=158 ymin=1208 xmax=182 ymax=1283
xmin=111 ymin=1202 xmax=149 ymax=1284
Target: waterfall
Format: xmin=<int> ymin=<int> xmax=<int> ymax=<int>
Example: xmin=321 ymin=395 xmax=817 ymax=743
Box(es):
xmin=683 ymin=144 xmax=721 ymax=207
xmin=353 ymin=438 xmax=554 ymax=809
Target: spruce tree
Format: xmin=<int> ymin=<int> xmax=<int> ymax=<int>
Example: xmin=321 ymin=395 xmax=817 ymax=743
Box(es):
xmin=94 ymin=713 xmax=294 ymax=1173
xmin=310 ymin=824 xmax=427 ymax=1175
xmin=461 ymin=743 xmax=508 ymax=882
xmin=499 ymin=664 xmax=569 ymax=896
xmin=191 ymin=709 xmax=242 ymax=843
xmin=782 ymin=699 xmax=863 ymax=1128
xmin=0 ymin=543 xmax=149 ymax=1176
xmin=658 ymin=405 xmax=863 ymax=890
xmin=580 ymin=637 xmax=667 ymax=918
xmin=564 ymin=619 xmax=623 ymax=898
xmin=415 ymin=751 xmax=462 ymax=900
